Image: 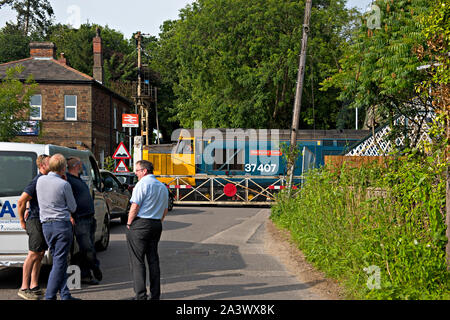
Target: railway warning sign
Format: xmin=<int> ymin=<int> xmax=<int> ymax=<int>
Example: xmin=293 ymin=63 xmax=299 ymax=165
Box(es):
xmin=122 ymin=114 xmax=139 ymax=128
xmin=112 ymin=142 xmax=131 ymax=159
xmin=114 ymin=159 xmax=130 ymax=173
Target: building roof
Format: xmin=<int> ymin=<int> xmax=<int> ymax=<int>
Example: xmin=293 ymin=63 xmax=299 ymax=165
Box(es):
xmin=0 ymin=57 xmax=93 ymax=82
xmin=0 ymin=57 xmax=132 ymax=105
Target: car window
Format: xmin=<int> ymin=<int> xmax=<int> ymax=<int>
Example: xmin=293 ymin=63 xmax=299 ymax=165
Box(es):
xmin=104 ymin=173 xmax=120 ymax=191
xmin=114 ymin=174 xmax=137 ymax=185
xmin=0 ymin=151 xmax=37 ymax=197
xmin=116 ymin=176 xmax=127 ymax=184
xmin=103 ymin=175 xmax=114 ymax=191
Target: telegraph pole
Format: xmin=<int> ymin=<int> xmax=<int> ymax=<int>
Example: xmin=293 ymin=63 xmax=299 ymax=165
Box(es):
xmin=287 ymin=0 xmax=313 ymax=189
xmin=134 ymin=31 xmax=150 ymax=145
xmin=155 ymin=87 xmax=161 ymax=144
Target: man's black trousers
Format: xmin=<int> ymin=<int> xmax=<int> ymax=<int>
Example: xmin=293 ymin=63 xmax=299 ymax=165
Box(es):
xmin=126 ymin=217 xmax=162 ymax=300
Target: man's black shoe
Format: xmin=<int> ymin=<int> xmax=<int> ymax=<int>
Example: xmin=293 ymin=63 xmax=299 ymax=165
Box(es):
xmin=65 ymin=296 xmax=82 ymax=300
xmin=81 ymin=277 xmax=99 ymax=285
xmin=93 ymin=267 xmax=103 ymax=282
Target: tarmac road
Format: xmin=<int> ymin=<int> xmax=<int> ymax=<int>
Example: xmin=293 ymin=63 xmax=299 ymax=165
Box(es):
xmin=0 ymin=206 xmax=324 ymax=300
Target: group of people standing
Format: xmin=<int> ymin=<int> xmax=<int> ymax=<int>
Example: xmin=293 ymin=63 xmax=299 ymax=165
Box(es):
xmin=16 ymin=154 xmax=168 ymax=301
xmin=17 ymin=154 xmax=101 ymax=300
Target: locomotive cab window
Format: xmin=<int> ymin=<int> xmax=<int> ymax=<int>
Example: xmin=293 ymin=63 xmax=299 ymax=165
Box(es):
xmin=175 ymin=139 xmax=194 ymax=154
xmin=213 ymin=148 xmax=244 ymax=171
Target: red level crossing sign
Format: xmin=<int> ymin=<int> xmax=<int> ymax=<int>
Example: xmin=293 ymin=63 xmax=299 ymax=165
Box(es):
xmin=114 ymin=159 xmax=130 ymax=173
xmin=112 ymin=142 xmax=131 ymax=159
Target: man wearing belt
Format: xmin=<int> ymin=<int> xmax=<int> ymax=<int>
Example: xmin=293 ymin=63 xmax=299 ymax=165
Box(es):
xmin=66 ymin=157 xmax=102 ymax=285
xmin=126 ymin=160 xmax=168 ymax=300
xmin=36 ymin=154 xmax=80 ymax=300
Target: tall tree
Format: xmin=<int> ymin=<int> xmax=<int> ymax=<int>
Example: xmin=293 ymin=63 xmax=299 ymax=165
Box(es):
xmin=0 ymin=0 xmax=54 ymax=37
xmin=0 ymin=22 xmax=30 ymax=63
xmin=47 ymin=23 xmax=136 ymax=90
xmin=0 ymin=65 xmax=37 ymax=141
xmin=149 ymin=0 xmax=358 ymax=129
xmin=321 ymin=0 xmax=432 ymax=143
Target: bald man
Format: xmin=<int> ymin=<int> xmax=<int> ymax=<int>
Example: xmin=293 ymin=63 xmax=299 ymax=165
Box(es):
xmin=36 ymin=154 xmax=80 ymax=300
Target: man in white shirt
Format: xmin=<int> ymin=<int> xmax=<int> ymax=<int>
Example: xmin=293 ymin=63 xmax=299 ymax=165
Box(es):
xmin=126 ymin=160 xmax=168 ymax=300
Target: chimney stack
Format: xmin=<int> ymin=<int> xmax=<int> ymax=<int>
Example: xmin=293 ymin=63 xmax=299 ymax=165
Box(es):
xmin=30 ymin=42 xmax=56 ymax=59
xmin=93 ymin=27 xmax=104 ymax=84
xmin=58 ymin=52 xmax=67 ymax=65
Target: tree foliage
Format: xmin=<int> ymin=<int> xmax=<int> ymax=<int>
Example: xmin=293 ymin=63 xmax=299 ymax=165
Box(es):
xmin=0 ymin=0 xmax=54 ymax=37
xmin=0 ymin=22 xmax=30 ymax=64
xmin=0 ymin=65 xmax=37 ymax=141
xmin=47 ymin=23 xmax=136 ymax=84
xmin=149 ymin=0 xmax=358 ymax=129
xmin=416 ymin=0 xmax=449 ymax=113
xmin=321 ymin=0 xmax=431 ymax=134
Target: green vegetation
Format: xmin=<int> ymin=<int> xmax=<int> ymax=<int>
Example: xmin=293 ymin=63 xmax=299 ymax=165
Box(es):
xmin=103 ymin=156 xmax=116 ymax=172
xmin=0 ymin=0 xmax=54 ymax=36
xmin=47 ymin=23 xmax=137 ymax=89
xmin=0 ymin=65 xmax=36 ymax=141
xmin=271 ymin=118 xmax=449 ymax=299
xmin=148 ymin=0 xmax=359 ymax=129
xmin=271 ymin=0 xmax=449 ymax=300
xmin=321 ymin=0 xmax=432 ymax=141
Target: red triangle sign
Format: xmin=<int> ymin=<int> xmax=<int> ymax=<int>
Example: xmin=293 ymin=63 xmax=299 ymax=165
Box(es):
xmin=114 ymin=159 xmax=130 ymax=173
xmin=112 ymin=142 xmax=131 ymax=159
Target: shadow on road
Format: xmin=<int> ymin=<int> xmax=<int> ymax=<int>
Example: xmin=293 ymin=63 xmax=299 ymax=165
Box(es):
xmin=166 ymin=208 xmax=209 ymax=216
xmin=0 ymin=226 xmax=323 ymax=300
xmin=162 ymin=279 xmax=324 ymax=300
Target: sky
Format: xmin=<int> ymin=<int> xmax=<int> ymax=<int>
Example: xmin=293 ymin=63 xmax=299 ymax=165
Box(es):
xmin=0 ymin=0 xmax=374 ymax=39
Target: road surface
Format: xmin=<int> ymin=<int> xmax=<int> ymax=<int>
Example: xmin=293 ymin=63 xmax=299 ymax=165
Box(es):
xmin=0 ymin=206 xmax=326 ymax=300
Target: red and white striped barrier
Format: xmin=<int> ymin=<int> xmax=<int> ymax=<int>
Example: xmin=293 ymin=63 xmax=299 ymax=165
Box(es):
xmin=167 ymin=185 xmax=193 ymax=189
xmin=268 ymin=185 xmax=298 ymax=190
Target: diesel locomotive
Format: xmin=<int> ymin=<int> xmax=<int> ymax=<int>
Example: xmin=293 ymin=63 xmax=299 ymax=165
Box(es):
xmin=137 ymin=128 xmax=369 ymax=205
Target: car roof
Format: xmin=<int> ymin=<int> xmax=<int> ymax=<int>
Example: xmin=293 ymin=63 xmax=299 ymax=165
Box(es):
xmin=113 ymin=172 xmax=136 ymax=176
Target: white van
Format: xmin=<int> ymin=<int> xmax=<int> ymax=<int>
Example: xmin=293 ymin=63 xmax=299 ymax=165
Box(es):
xmin=0 ymin=142 xmax=111 ymax=267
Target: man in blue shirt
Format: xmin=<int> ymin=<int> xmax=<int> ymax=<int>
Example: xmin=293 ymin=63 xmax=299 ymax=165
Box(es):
xmin=126 ymin=160 xmax=168 ymax=300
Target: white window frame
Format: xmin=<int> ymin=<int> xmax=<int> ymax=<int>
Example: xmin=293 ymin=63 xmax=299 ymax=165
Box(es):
xmin=30 ymin=94 xmax=42 ymax=120
xmin=64 ymin=95 xmax=77 ymax=121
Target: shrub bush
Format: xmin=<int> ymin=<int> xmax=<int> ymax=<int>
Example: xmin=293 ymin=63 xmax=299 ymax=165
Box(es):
xmin=271 ymin=151 xmax=449 ymax=299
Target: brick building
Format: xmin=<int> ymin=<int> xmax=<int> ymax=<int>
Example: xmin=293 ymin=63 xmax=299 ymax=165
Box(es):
xmin=0 ymin=32 xmax=134 ymax=165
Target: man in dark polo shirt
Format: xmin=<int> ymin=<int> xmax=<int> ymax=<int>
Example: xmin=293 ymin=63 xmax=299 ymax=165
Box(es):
xmin=66 ymin=157 xmax=102 ymax=285
xmin=17 ymin=154 xmax=50 ymax=300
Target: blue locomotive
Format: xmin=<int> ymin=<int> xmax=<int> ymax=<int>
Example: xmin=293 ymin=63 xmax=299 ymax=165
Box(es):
xmin=143 ymin=128 xmax=368 ymax=205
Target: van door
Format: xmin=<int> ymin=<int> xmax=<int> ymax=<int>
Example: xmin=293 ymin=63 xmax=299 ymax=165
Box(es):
xmin=0 ymin=151 xmax=37 ymax=261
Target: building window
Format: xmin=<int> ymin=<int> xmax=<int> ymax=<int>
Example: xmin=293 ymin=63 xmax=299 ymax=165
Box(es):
xmin=113 ymin=104 xmax=117 ymax=129
xmin=30 ymin=95 xmax=42 ymax=120
xmin=64 ymin=95 xmax=77 ymax=120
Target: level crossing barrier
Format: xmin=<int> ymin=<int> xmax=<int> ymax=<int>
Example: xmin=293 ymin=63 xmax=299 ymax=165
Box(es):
xmin=156 ymin=175 xmax=303 ymax=206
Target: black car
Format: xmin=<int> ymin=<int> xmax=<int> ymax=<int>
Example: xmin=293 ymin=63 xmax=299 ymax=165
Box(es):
xmin=101 ymin=170 xmax=131 ymax=224
xmin=114 ymin=172 xmax=138 ymax=193
xmin=113 ymin=172 xmax=174 ymax=211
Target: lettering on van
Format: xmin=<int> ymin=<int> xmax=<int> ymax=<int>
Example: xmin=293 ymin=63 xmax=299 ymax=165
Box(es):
xmin=0 ymin=201 xmax=17 ymax=218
